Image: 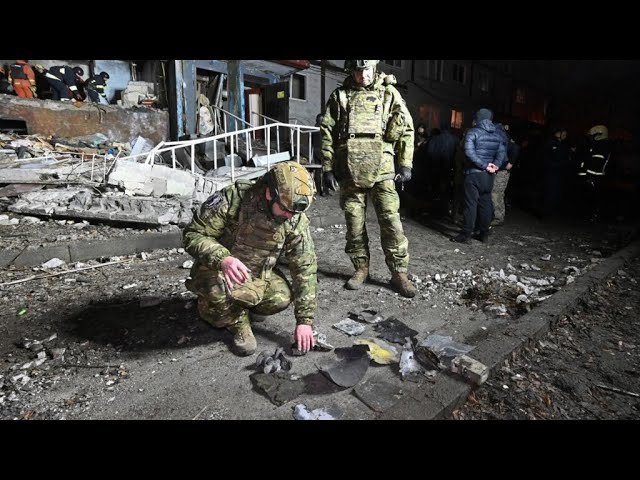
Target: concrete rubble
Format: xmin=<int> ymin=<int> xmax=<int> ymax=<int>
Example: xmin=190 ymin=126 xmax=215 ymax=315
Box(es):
xmin=9 ymin=189 xmax=193 ymax=226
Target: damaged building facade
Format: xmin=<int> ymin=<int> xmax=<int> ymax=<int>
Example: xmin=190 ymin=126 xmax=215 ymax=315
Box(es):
xmin=0 ymin=60 xmax=324 ymax=228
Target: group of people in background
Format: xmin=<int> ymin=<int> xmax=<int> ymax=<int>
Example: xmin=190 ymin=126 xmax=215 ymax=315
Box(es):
xmin=407 ymin=110 xmax=624 ymax=236
xmin=0 ymin=60 xmax=109 ymax=104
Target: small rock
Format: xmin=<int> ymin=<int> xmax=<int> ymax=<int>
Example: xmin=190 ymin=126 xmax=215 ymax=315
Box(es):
xmin=41 ymin=258 xmax=66 ymax=269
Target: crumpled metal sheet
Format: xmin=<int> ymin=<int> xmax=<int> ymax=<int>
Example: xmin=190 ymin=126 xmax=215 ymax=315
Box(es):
xmin=374 ymin=317 xmax=418 ymax=345
xmin=332 ymin=318 xmax=366 ymax=336
xmin=315 ymin=345 xmax=370 ymax=388
xmin=250 ymin=371 xmax=305 ymax=406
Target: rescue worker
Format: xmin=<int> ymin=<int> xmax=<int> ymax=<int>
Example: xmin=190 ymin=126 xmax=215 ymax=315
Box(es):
xmin=581 ymin=124 xmax=612 ymax=221
xmin=541 ymin=126 xmax=570 ymax=217
xmin=9 ymin=60 xmax=36 ymax=98
xmin=0 ymin=64 xmax=12 ymax=94
xmin=320 ymin=59 xmax=417 ymax=298
xmin=33 ymin=64 xmax=52 ymax=99
xmin=87 ymin=71 xmax=109 ymax=103
xmin=45 ymin=65 xmax=84 ymax=101
xmin=183 ymin=161 xmax=318 ymax=357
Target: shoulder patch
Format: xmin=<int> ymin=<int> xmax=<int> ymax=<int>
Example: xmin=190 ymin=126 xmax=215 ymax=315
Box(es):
xmin=202 ymin=191 xmax=226 ymax=211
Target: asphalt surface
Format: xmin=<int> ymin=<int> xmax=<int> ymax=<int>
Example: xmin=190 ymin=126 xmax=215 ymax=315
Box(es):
xmin=1 ymin=193 xmax=638 ymax=420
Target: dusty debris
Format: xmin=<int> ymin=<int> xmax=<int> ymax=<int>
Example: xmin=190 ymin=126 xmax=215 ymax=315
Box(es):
xmin=332 ymin=318 xmax=366 ymax=336
xmin=255 ymin=347 xmax=292 ymax=374
xmin=348 ymin=308 xmax=385 ymax=324
xmin=353 ymin=338 xmax=399 ymax=365
xmin=41 ymin=258 xmax=66 ymax=269
xmin=415 ymin=335 xmax=475 ymax=369
xmin=374 ymin=317 xmax=418 ymax=345
xmin=250 ymin=371 xmax=305 ymax=406
xmin=450 ymin=355 xmax=489 ymax=385
xmin=354 ymin=376 xmax=403 ymax=413
xmin=316 ymin=345 xmax=370 ymax=388
xmin=292 ymin=404 xmax=336 ymax=420
xmin=0 ymin=258 xmax=131 ymax=287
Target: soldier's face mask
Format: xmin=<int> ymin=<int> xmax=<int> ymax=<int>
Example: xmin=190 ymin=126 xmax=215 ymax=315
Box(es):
xmin=353 ymin=67 xmax=375 ymax=87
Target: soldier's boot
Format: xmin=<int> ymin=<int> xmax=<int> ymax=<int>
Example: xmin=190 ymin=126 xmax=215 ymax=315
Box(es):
xmin=345 ymin=267 xmax=369 ymax=290
xmin=226 ymin=318 xmax=257 ymax=356
xmin=391 ymin=272 xmax=417 ymax=298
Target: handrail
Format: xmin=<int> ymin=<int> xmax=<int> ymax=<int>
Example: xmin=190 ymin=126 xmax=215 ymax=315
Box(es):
xmin=113 ymin=122 xmax=319 ymax=195
xmin=211 ymin=105 xmax=253 ymax=129
xmin=251 ymin=111 xmax=280 ymax=125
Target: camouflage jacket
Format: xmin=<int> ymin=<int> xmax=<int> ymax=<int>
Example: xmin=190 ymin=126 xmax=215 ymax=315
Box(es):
xmin=320 ymin=72 xmax=414 ymax=183
xmin=183 ymin=180 xmax=317 ymax=325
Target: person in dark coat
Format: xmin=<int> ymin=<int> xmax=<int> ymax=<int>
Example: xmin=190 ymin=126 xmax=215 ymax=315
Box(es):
xmin=451 ymin=108 xmax=506 ymax=243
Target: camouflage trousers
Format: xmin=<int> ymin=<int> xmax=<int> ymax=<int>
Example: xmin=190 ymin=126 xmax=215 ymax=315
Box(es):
xmin=186 ymin=267 xmax=292 ymax=328
xmin=491 ymin=171 xmax=510 ymax=225
xmin=340 ymin=179 xmax=409 ymax=273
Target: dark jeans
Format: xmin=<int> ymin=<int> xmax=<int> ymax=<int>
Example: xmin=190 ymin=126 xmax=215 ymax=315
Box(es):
xmin=463 ymin=171 xmax=494 ymax=236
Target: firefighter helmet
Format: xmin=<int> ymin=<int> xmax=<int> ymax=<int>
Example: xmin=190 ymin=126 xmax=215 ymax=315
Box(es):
xmin=588 ymin=125 xmax=608 ymax=141
xmin=344 ymin=60 xmax=379 ymax=72
xmin=266 ymin=161 xmax=315 ymax=214
xmin=73 ymin=66 xmax=84 ymax=77
xmin=99 ymin=71 xmax=110 ymax=80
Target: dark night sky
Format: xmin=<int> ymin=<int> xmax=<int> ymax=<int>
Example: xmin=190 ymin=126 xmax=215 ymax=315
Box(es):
xmin=539 ymin=60 xmax=640 ymax=102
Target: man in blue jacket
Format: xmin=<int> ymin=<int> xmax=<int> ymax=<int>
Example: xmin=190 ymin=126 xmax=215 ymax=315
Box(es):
xmin=452 ymin=108 xmax=506 ymax=243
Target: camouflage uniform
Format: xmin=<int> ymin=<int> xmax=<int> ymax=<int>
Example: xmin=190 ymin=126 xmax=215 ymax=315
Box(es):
xmin=183 ymin=179 xmax=317 ymax=330
xmin=320 ymin=71 xmax=414 ymax=273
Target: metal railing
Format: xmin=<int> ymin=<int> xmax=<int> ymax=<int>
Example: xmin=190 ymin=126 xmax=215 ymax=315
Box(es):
xmin=251 ymin=111 xmax=316 ymax=161
xmin=210 ymin=105 xmax=255 ymax=158
xmin=113 ymin=121 xmax=319 ymax=200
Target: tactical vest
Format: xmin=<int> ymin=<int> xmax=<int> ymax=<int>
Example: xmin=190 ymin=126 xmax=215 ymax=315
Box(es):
xmin=10 ymin=63 xmax=27 ymax=80
xmin=337 ymin=83 xmax=392 ymax=142
xmin=338 ymin=83 xmax=395 ymax=188
xmin=230 ymin=187 xmax=286 ymax=280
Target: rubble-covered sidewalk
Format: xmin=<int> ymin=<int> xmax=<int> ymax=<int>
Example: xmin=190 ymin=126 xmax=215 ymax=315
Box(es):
xmin=0 ymin=191 xmax=638 ymax=419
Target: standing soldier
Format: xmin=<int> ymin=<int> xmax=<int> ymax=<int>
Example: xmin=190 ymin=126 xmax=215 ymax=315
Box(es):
xmin=87 ymin=71 xmax=110 ymax=104
xmin=320 ymin=59 xmax=417 ymax=298
xmin=9 ymin=60 xmax=36 ymax=98
xmin=492 ymin=123 xmax=520 ymax=225
xmin=183 ymin=161 xmax=318 ymax=356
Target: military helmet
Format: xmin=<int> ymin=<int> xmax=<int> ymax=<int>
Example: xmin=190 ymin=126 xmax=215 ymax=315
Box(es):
xmin=266 ymin=161 xmax=315 ymax=213
xmin=344 ymin=60 xmax=379 ymax=72
xmin=588 ymin=125 xmax=608 ymax=141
